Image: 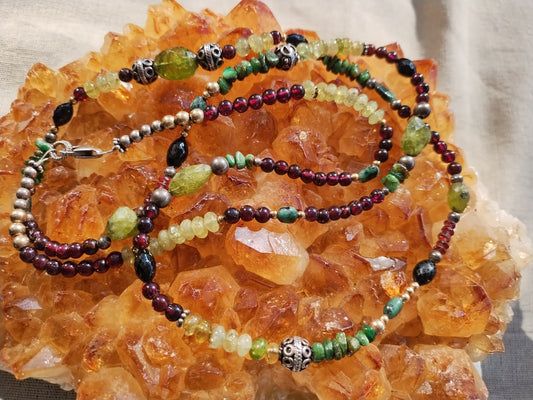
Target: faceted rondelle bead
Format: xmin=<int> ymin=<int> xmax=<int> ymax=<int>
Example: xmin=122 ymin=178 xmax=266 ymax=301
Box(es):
xmin=166 ymin=137 xmax=188 ymax=167
xmin=169 ymin=164 xmax=212 ymax=197
xmin=134 ymin=248 xmax=156 ymax=282
xmin=448 ymin=182 xmax=470 ymax=213
xmin=413 ymin=259 xmax=437 ymax=285
xmin=237 ymin=334 xmax=253 ymax=357
xmin=209 ymin=325 xmax=226 ymax=349
xmin=154 ymin=47 xmax=198 ymax=80
xmin=249 ymin=337 xmax=268 ymax=360
xmin=183 ymin=314 xmax=202 ymax=336
xmin=279 ymin=336 xmax=312 ymax=372
xmin=106 ymin=207 xmax=138 ymax=240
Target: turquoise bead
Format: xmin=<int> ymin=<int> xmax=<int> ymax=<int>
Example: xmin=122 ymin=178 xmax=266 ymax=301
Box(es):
xmin=235 ymin=151 xmax=246 ymax=169
xmin=358 ymin=165 xmax=379 ymax=182
xmin=277 ymin=206 xmax=298 ymax=223
xmin=331 ymin=338 xmax=343 ymax=360
xmin=384 ymin=297 xmax=404 ymax=319
xmin=190 ymin=96 xmax=207 ymax=110
xmin=357 ymin=69 xmax=371 ymax=86
xmin=346 ymin=336 xmax=360 ymax=355
xmin=225 ymin=154 xmax=236 ymax=167
xmin=336 ymin=332 xmax=348 ymax=357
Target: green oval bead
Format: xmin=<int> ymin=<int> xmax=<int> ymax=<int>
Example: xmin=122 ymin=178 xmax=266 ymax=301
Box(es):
xmin=400 ymin=116 xmax=431 ymax=156
xmin=106 ymin=206 xmax=138 ymax=240
xmin=448 ymin=182 xmax=470 ymax=213
xmin=225 ymin=154 xmax=236 ymax=167
xmin=312 ymin=342 xmax=325 ymax=363
xmin=277 ymin=206 xmax=298 ymax=223
xmin=249 ymin=337 xmax=268 ymax=360
xmin=375 ymin=83 xmax=395 ymax=102
xmin=358 ymin=165 xmax=379 ymax=182
xmin=154 ymin=47 xmax=198 ymax=80
xmin=169 ymin=164 xmax=212 ymax=197
xmin=384 ymin=297 xmax=404 ymax=319
xmin=35 ymin=138 xmax=51 ymax=152
xmin=235 ymin=151 xmax=246 ymax=169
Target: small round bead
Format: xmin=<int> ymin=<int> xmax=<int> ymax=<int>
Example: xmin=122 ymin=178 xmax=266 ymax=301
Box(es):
xmin=119 ymin=135 xmax=132 ymax=149
xmin=224 ymin=208 xmax=241 ymax=224
xmin=413 ymin=102 xmax=431 ymax=119
xmin=313 ymin=172 xmax=327 ymax=186
xmin=239 ymin=205 xmax=255 ymax=222
xmin=374 ymin=149 xmax=389 ymax=162
xmin=260 ymin=158 xmax=275 ymax=172
xmin=204 ymin=105 xmax=219 ymax=121
xmin=413 ymin=260 xmax=437 ymax=285
xmin=262 ymin=89 xmax=277 ymax=105
xmin=13 ymin=235 xmax=30 ymax=250
xmin=129 ymin=130 xmax=142 ymax=143
xmin=32 ymin=254 xmax=48 ymax=270
xmin=429 ymin=250 xmax=443 ymax=263
xmin=67 ymin=242 xmax=83 ymax=259
xmin=137 ymin=217 xmax=154 ymax=233
xmin=82 ymin=239 xmax=98 ymax=255
xmin=142 ymin=281 xmax=160 ymax=299
xmin=206 ymin=81 xmax=220 ymax=95
xmin=210 ymin=157 xmax=230 ymax=175
xmin=222 ymin=44 xmax=236 ymax=60
xmin=45 ymin=132 xmax=57 ymax=143
xmin=248 ymin=94 xmax=263 ymax=109
xmin=276 ymin=87 xmax=291 ymax=103
xmin=290 ymin=84 xmax=305 ymax=100
xmin=316 ymin=209 xmax=330 ymax=224
xmin=326 ymin=172 xmax=339 ymax=186
xmin=398 ymin=155 xmax=415 ymax=171
xmin=165 ymin=303 xmax=184 ymax=322
xmin=255 ymin=207 xmax=271 ymax=223
xmin=118 ymin=68 xmax=133 ymax=82
xmin=19 ymin=247 xmax=37 ymax=263
xmin=274 ymin=160 xmax=289 ymax=175
xmin=448 ymin=212 xmax=461 ymax=223
xmin=97 ymin=236 xmax=111 ymax=250
xmin=417 ymin=83 xmax=430 ymax=94
xmin=370 ymin=319 xmax=386 ymax=335
xmin=190 ymin=108 xmax=204 ymax=124
xmin=151 ymin=120 xmax=163 ymax=132
xmin=401 ymin=293 xmax=411 ymax=302
xmin=328 ymin=206 xmax=341 ymax=221
xmin=152 ymin=294 xmax=170 ymax=312
xmin=76 ymin=260 xmax=94 ymax=276
xmin=233 ymin=97 xmax=248 ymax=113
xmin=447 ymin=162 xmax=462 ymax=175
xmin=390 ymin=100 xmax=402 ymax=110
xmin=287 ymin=164 xmax=302 ymax=179
xmin=398 ymin=105 xmax=411 ymax=118
xmin=61 ymin=261 xmax=77 ymax=277
xmin=106 ymin=251 xmax=123 ymax=268
xmin=360 ymin=196 xmax=373 ymax=211
xmin=9 ymin=222 xmax=26 ymax=237
xmin=451 ymin=174 xmax=463 ymax=184
xmin=161 ymin=115 xmax=175 ymax=129
xmin=10 ymin=209 xmax=27 ymax=223
xmin=175 ymin=111 xmax=190 ymax=126
xmin=218 ymin=100 xmax=233 ymax=116
xmin=442 ymin=150 xmax=456 ymax=163
xmin=300 ymin=169 xmax=315 ymax=183
xmin=304 ymin=207 xmax=318 ymax=222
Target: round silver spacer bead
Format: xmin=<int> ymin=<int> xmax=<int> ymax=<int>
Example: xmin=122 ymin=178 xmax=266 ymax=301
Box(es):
xmin=197 ymin=43 xmax=223 ymax=71
xmin=380 ymin=315 xmax=390 ymax=325
xmin=140 ymin=124 xmax=153 ymax=137
xmin=382 ymin=187 xmax=390 ymax=196
xmin=391 ymin=99 xmax=402 ymax=110
xmin=13 ymin=199 xmax=29 ymax=210
xmin=119 ymin=135 xmax=132 ymax=148
xmin=9 ymin=222 xmax=26 ymax=237
xmin=279 ymin=336 xmax=312 ymax=372
xmin=190 ymin=108 xmax=204 ymax=124
xmin=161 ymin=115 xmax=176 ymax=129
xmin=175 ymin=111 xmax=190 ymax=126
xmin=23 ymin=167 xmax=38 ymax=179
xmin=13 ymin=234 xmax=30 ymax=250
xmin=366 ymin=78 xmax=376 ymax=89
xmin=351 ymin=173 xmax=359 ymax=182
xmin=20 ymin=177 xmax=35 ymax=190
xmin=97 ymin=236 xmax=111 ymax=249
xmin=253 ymin=157 xmax=262 ymax=166
xmin=164 ymin=167 xmax=176 ymax=178
xmin=16 ymin=187 xmax=31 ymax=200
xmin=210 ymin=156 xmax=229 ymax=175
xmin=413 ymin=101 xmax=431 ymax=119
xmin=25 ymin=213 xmax=35 ymax=221
xmin=136 ymin=206 xmax=145 ymax=217
xmin=428 ymin=250 xmax=443 ymax=263
xmin=206 ymin=81 xmax=220 ymax=95
xmin=370 ymin=319 xmax=386 ymax=335
xmin=450 ymin=174 xmax=463 ymax=184
xmin=401 ymin=293 xmax=411 ymax=302
xmin=397 ymin=155 xmax=415 ymax=171
xmin=448 ymin=212 xmax=461 ymax=223
xmin=45 ymin=132 xmax=57 ymax=143
xmin=10 ymin=209 xmax=27 ymax=223
xmin=151 ymin=120 xmax=163 ymax=132
xmin=274 ymin=43 xmax=299 ymax=71
xmin=406 ymin=286 xmax=416 ymax=295
xmin=129 ymin=129 xmax=143 ymax=143
xmin=151 ymin=188 xmax=172 ymax=208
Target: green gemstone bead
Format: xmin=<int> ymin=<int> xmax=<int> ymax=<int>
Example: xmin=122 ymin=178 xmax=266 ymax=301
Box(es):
xmin=241 ymin=60 xmax=253 ymax=76
xmin=336 ymin=38 xmax=344 ymax=54
xmin=375 ymin=83 xmax=395 ymax=102
xmin=339 ymin=59 xmax=349 ymax=74
xmin=331 ymin=338 xmax=343 ymax=360
xmin=222 ymin=67 xmax=237 ymax=82
xmin=190 ymin=96 xmax=207 ymax=110
xmin=332 ymin=59 xmax=342 ymax=74
xmin=234 ymin=64 xmax=247 ymax=80
xmin=358 ymin=165 xmax=379 ymax=182
xmin=382 ymin=174 xmax=400 ymax=193
xmin=256 ymin=52 xmax=269 ymax=73
xmin=357 ymin=69 xmax=371 ymax=86
xmin=336 ymin=332 xmax=348 ymax=357
xmin=235 ymin=151 xmax=246 ymax=169
xmin=217 ymin=78 xmax=232 ymax=95
xmin=35 ymin=139 xmax=51 ymax=152
xmin=264 ymin=50 xmax=279 ymax=68
xmin=448 ymin=182 xmax=470 ymax=213
xmin=322 ymin=339 xmax=334 ymax=361
xmin=249 ymin=337 xmax=268 ymax=360
xmin=277 ymin=206 xmax=298 ymax=223
xmin=225 ymin=154 xmax=236 ymax=167
xmin=346 ymin=336 xmax=360 ymax=356
xmin=392 ymin=163 xmax=409 ymax=179
xmin=400 ymin=116 xmax=431 ymax=156
xmin=384 ymin=297 xmax=404 ymax=319
xmin=348 ymin=63 xmax=360 ymax=80
xmin=312 ymin=342 xmax=325 ymax=363
xmin=154 ymin=47 xmax=198 ymax=80
xmin=362 ymin=325 xmax=376 ymax=342
xmin=169 ymin=164 xmax=212 ymax=197
xmin=245 ymin=154 xmax=255 ymax=170
xmin=250 ymin=58 xmax=261 ymax=74
xmin=106 ymin=207 xmax=138 ymax=241
xmin=355 ymin=330 xmax=370 ymax=346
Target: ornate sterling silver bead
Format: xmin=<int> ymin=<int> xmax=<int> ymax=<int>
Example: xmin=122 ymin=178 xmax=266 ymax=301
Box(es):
xmin=197 ymin=43 xmax=223 ymax=71
xmin=131 ymin=58 xmax=158 ymax=85
xmin=275 ymin=44 xmax=299 ymax=71
xmin=279 ymin=336 xmax=312 ymax=372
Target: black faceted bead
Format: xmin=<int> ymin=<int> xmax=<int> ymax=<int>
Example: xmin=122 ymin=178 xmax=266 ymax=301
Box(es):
xmin=286 ymin=33 xmax=308 ymax=47
xmin=396 ymin=58 xmax=417 ymax=77
xmin=166 ymin=137 xmax=188 ymax=167
xmin=134 ymin=248 xmax=156 ymax=283
xmin=52 ymin=102 xmax=73 ymax=126
xmin=413 ymin=259 xmax=436 ymax=285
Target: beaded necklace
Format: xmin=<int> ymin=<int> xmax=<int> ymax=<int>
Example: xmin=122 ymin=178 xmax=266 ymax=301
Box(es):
xmin=8 ymin=29 xmax=470 ymax=374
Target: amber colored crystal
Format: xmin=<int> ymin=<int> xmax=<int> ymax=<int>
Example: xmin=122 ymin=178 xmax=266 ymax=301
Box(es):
xmin=0 ymin=1 xmax=531 ymax=399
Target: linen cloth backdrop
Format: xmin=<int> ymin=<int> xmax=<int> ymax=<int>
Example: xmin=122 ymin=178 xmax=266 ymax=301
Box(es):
xmin=1 ymin=1 xmax=532 ymax=399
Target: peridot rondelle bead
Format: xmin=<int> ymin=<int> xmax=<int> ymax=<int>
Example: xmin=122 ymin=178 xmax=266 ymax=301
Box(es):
xmin=249 ymin=337 xmax=268 ymax=360
xmin=154 ymin=47 xmax=198 ymax=81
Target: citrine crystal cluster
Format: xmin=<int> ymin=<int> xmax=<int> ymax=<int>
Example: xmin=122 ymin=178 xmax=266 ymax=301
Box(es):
xmin=0 ymin=1 xmax=531 ymax=399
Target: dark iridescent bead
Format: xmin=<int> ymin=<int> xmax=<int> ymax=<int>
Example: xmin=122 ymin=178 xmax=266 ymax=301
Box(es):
xmin=152 ymin=294 xmax=170 ymax=312
xmin=142 ymin=281 xmax=160 ymax=299
xmin=77 ymin=261 xmax=94 ymax=276
xmin=166 ymin=137 xmax=188 ymax=168
xmin=380 ymin=125 xmax=393 ymax=139
xmin=19 ymin=247 xmax=37 ymax=263
xmin=46 ymin=260 xmax=61 ymax=275
xmin=316 ymin=209 xmax=330 ymax=224
xmin=375 ymin=149 xmax=389 ymax=162
xmin=255 ymin=207 xmax=271 ymax=223
xmin=413 ymin=260 xmax=437 ymax=285
xmin=61 ymin=261 xmax=77 ymax=277
xmin=82 ymin=238 xmax=98 ymax=255
xmin=144 ymin=203 xmax=159 ymax=219
xmin=33 ymin=254 xmax=48 ymax=271
xmin=398 ymin=105 xmax=411 ymax=118
xmin=53 ymin=103 xmax=74 ymax=127
xmin=286 ymin=33 xmax=308 ymax=46
xmin=379 ymin=139 xmax=393 ymax=150
xmin=224 ymin=208 xmax=241 ymax=224
xmin=396 ymin=58 xmax=416 ymax=76
xmin=240 ymin=205 xmax=255 ymax=222
xmin=165 ymin=303 xmax=184 ymax=321
xmin=134 ymin=248 xmax=156 ymax=282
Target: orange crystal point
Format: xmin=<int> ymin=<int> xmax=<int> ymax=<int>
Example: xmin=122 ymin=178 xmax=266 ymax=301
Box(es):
xmin=0 ymin=1 xmax=530 ymax=399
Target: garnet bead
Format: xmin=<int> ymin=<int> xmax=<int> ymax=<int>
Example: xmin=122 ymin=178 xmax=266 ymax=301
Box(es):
xmin=222 ymin=44 xmax=236 ymax=59
xmin=219 ymin=100 xmax=233 ymax=116
xmin=118 ymin=68 xmax=133 ymax=82
xmin=142 ymin=282 xmax=160 ymax=299
xmin=371 ymin=189 xmax=385 ymax=203
xmin=165 ymin=303 xmax=184 ymax=321
xmin=248 ymin=94 xmax=263 ymax=109
xmin=240 ymin=205 xmax=255 ymax=221
xmin=441 ymin=150 xmax=456 ymax=163
xmin=152 ymin=294 xmax=170 ymax=312
xmin=19 ymin=247 xmax=37 ymax=263
xmin=447 ymin=162 xmax=462 ymax=175
xmin=224 ymin=208 xmax=241 ymax=224
xmin=33 ymin=254 xmax=48 ymax=271
xmin=328 ymin=206 xmax=341 ymax=221
xmin=45 ymin=240 xmax=59 ymax=257
xmin=94 ymin=258 xmax=109 ymax=273
xmin=386 ymin=52 xmax=398 ymax=63
xmin=67 ymin=242 xmax=83 ymax=259
xmin=434 ymin=141 xmax=447 ymax=154
xmin=375 ymin=149 xmax=389 ymax=162
xmin=416 ymin=83 xmax=430 ymax=94
xmin=360 ymin=196 xmax=373 ymax=211
xmin=56 ymin=243 xmax=70 ymax=260
xmin=82 ymin=238 xmax=98 ymax=255
xmin=77 ymin=261 xmax=94 ymax=276
xmin=316 ymin=209 xmax=330 ymax=224
xmin=300 ymin=169 xmax=315 ymax=183
xmin=340 ymin=206 xmax=351 ymax=219
xmin=204 ymin=105 xmax=219 ymax=121
xmin=73 ymin=86 xmax=88 ymax=102
xmin=274 ymin=160 xmax=289 ymax=175
xmin=61 ymin=261 xmax=77 ymax=277
xmin=287 ymin=165 xmax=302 ymax=179
xmin=339 ymin=173 xmax=352 ymax=186
xmin=276 ymin=87 xmax=291 ymax=103
xmin=349 ymin=201 xmax=363 ymax=216
xmin=304 ymin=207 xmax=318 ymax=221
xmin=290 ymin=84 xmax=305 ymax=100
xmin=380 ymin=125 xmax=393 ymax=139
xmin=255 ymin=207 xmax=271 ymax=223
xmin=137 ymin=217 xmax=154 ymax=233
xmin=270 ymin=31 xmax=282 ymax=45
xmin=411 ymin=73 xmax=424 ymax=85
xmin=326 ymin=172 xmax=339 ymax=186
xmin=233 ymin=97 xmax=248 ymax=113
xmin=375 ymin=47 xmax=387 ymax=58
xmin=398 ymin=105 xmax=411 ymax=118
xmin=260 ymin=158 xmax=275 ymax=172
xmin=313 ymin=172 xmax=327 ymax=186
xmin=46 ymin=260 xmax=61 ymax=275
xmin=262 ymin=89 xmax=277 ymax=105
xmin=133 ymin=233 xmax=150 ymax=248
xmin=106 ymin=251 xmax=123 ymax=268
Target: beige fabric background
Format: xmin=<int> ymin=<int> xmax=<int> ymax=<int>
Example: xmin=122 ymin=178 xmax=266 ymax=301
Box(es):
xmin=1 ymin=1 xmax=532 ymax=399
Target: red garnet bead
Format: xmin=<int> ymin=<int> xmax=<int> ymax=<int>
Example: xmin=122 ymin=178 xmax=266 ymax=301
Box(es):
xmin=274 ymin=160 xmax=289 ymax=175
xmin=375 ymin=47 xmax=388 ymax=58
xmin=61 ymin=261 xmax=77 ymax=277
xmin=82 ymin=238 xmax=98 ymax=255
xmin=204 ymin=105 xmax=219 ymax=121
xmin=240 ymin=205 xmax=255 ymax=221
xmin=304 ymin=207 xmax=318 ymax=221
xmin=313 ymin=172 xmax=327 ymax=186
xmin=276 ymin=87 xmax=291 ymax=103
xmin=33 ymin=254 xmax=48 ymax=271
xmin=360 ymin=196 xmax=373 ymax=211
xmin=219 ymin=100 xmax=233 ymax=116
xmin=371 ymin=189 xmax=385 ymax=203
xmin=328 ymin=206 xmax=341 ymax=221
xmin=133 ymin=233 xmax=150 ymax=248
xmin=165 ymin=303 xmax=184 ymax=321
xmin=287 ymin=165 xmax=302 ymax=179
xmin=46 ymin=260 xmax=61 ymax=275
xmin=380 ymin=125 xmax=393 ymax=139
xmin=316 ymin=209 xmax=330 ymax=224
xmin=398 ymin=105 xmax=411 ymax=118
xmin=77 ymin=261 xmax=94 ymax=276
xmin=66 ymin=242 xmax=83 ymax=259
xmin=73 ymin=86 xmax=88 ymax=102
xmin=326 ymin=172 xmax=339 ymax=186
xmin=34 ymin=236 xmax=48 ymax=251
xmin=447 ymin=162 xmax=462 ymax=175
xmin=300 ymin=169 xmax=315 ymax=183
xmin=255 ymin=207 xmax=271 ymax=223
xmin=262 ymin=89 xmax=277 ymax=105
xmin=233 ymin=97 xmax=248 ymax=113
xmin=349 ymin=200 xmax=363 ymax=216
xmin=19 ymin=247 xmax=37 ymax=263
xmin=441 ymin=150 xmax=456 ymax=163
xmin=94 ymin=258 xmax=109 ymax=273
xmin=106 ymin=251 xmax=123 ymax=268
xmin=271 ymin=31 xmax=282 ymax=45
xmin=260 ymin=158 xmax=275 ymax=172
xmin=152 ymin=294 xmax=170 ymax=312
xmin=248 ymin=94 xmax=263 ymax=109
xmin=224 ymin=208 xmax=241 ymax=224
xmin=340 ymin=206 xmax=351 ymax=219
xmin=290 ymin=84 xmax=305 ymax=100
xmin=339 ymin=173 xmax=352 ymax=186
xmin=44 ymin=240 xmax=59 ymax=257
xmin=222 ymin=44 xmax=236 ymax=59
xmin=142 ymin=282 xmax=160 ymax=299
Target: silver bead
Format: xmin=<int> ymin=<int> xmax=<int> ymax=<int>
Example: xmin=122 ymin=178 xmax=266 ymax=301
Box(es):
xmin=175 ymin=111 xmax=190 ymax=127
xmin=119 ymin=135 xmax=132 ymax=148
xmin=20 ymin=177 xmax=35 ymax=190
xmin=275 ymin=44 xmax=299 ymax=71
xmin=279 ymin=336 xmax=312 ymax=372
xmin=206 ymin=81 xmax=220 ymax=95
xmin=366 ymin=78 xmax=376 ymax=89
xmin=210 ymin=157 xmax=229 ymax=175
xmin=129 ymin=129 xmax=143 ymax=143
xmin=10 ymin=209 xmax=27 ymax=223
xmin=50 ymin=126 xmax=58 ymax=134
xmin=190 ymin=108 xmax=204 ymax=124
xmin=151 ymin=120 xmax=163 ymax=132
xmin=164 ymin=167 xmax=176 ymax=178
xmin=45 ymin=132 xmax=57 ymax=143
xmin=97 ymin=236 xmax=111 ymax=249
xmin=391 ymin=99 xmax=402 ymax=110
xmin=151 ymin=188 xmax=172 ymax=208
xmin=197 ymin=43 xmax=223 ymax=71
xmin=25 ymin=213 xmax=35 ymax=221
xmin=136 ymin=206 xmax=145 ymax=217
xmin=13 ymin=234 xmax=30 ymax=250
xmin=451 ymin=174 xmax=463 ymax=183
xmin=9 ymin=222 xmax=26 ymax=236
xmin=406 ymin=286 xmax=415 ymax=295
xmin=398 ymin=155 xmax=415 ymax=171
xmin=448 ymin=212 xmax=460 ymax=223
xmin=23 ymin=167 xmax=38 ymax=179
xmin=382 ymin=187 xmax=390 ymax=196
xmin=131 ymin=58 xmax=158 ymax=85
xmin=370 ymin=319 xmax=386 ymax=335
xmin=428 ymin=250 xmax=442 ymax=263
xmin=13 ymin=199 xmax=28 ymax=210
xmin=16 ymin=187 xmax=31 ymax=200
xmin=253 ymin=157 xmax=262 ymax=166
xmin=140 ymin=124 xmax=153 ymax=137
xmin=413 ymin=102 xmax=431 ymax=119
xmin=162 ymin=115 xmax=176 ymax=129
xmin=401 ymin=293 xmax=411 ymax=302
